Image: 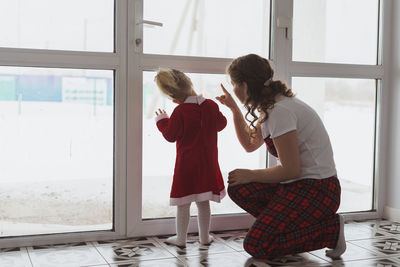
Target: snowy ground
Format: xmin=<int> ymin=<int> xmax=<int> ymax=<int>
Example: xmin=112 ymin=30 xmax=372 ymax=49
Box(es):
xmin=0 ymin=100 xmax=375 ymax=237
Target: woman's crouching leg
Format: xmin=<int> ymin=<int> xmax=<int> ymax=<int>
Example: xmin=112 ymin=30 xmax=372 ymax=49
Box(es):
xmin=227 ymin=183 xmax=279 ymax=218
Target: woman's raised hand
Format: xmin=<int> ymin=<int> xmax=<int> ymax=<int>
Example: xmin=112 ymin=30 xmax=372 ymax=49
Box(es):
xmin=216 ymin=84 xmax=237 ymax=110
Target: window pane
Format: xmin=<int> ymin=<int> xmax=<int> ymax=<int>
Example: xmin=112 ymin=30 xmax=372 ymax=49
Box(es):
xmin=0 ymin=67 xmax=114 ymax=237
xmin=143 ymin=0 xmax=270 ymax=58
xmin=292 ymin=77 xmax=376 ymax=212
xmin=143 ymin=71 xmax=266 ymax=218
xmin=293 ymin=0 xmax=379 ymax=65
xmin=0 ymin=0 xmax=114 ymax=52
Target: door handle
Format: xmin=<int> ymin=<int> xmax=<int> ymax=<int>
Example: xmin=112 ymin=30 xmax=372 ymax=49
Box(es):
xmin=136 ymin=19 xmax=163 ymax=27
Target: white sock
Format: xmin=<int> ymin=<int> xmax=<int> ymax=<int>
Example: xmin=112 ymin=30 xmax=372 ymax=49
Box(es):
xmin=166 ymin=203 xmax=190 ymax=247
xmin=326 ymin=214 xmax=346 ymax=258
xmin=196 ymin=201 xmax=213 ymax=245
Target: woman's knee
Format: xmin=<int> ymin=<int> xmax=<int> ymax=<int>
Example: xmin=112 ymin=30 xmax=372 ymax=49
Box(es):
xmin=243 ymin=235 xmax=266 ymax=259
xmin=227 ymin=185 xmax=240 ymax=200
xmin=243 ymin=229 xmax=275 ymax=259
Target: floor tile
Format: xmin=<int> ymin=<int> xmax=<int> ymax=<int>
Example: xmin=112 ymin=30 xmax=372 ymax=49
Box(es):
xmin=153 ymin=233 xmax=236 ymax=257
xmin=350 ymin=237 xmax=400 ymax=257
xmin=343 ymin=222 xmax=385 ymax=241
xmin=309 ymin=242 xmax=380 ymax=263
xmin=212 ymin=230 xmax=247 ymax=251
xmin=109 ymin=257 xmax=186 ymax=266
xmin=241 ymin=251 xmax=330 ymax=267
xmin=376 ymin=221 xmax=400 ymax=236
xmin=27 ymin=245 xmax=107 ymax=267
xmin=338 ymin=257 xmax=400 ymax=266
xmin=94 ymin=238 xmax=175 ymax=264
xmin=179 ymin=251 xmax=248 ymax=267
xmin=5 ymin=219 xmax=400 ymax=267
xmin=0 ymin=247 xmax=32 ymax=267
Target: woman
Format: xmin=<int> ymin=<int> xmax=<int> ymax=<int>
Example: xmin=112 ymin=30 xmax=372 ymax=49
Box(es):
xmin=216 ymin=54 xmax=346 ymax=260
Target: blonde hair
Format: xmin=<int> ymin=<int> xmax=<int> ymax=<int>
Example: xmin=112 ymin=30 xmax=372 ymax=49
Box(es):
xmin=154 ymin=69 xmax=194 ymax=102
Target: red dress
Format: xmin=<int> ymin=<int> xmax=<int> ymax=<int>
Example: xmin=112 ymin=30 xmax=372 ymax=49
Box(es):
xmin=156 ymin=95 xmax=227 ymax=206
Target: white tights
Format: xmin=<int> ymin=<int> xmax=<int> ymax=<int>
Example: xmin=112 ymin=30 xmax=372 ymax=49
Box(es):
xmin=165 ymin=201 xmax=213 ymax=247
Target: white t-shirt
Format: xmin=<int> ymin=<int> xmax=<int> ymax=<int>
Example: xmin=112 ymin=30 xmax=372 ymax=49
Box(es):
xmin=260 ymin=96 xmax=337 ymax=182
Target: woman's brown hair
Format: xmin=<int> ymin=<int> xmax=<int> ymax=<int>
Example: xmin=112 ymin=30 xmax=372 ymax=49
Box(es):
xmin=227 ymin=54 xmax=294 ymax=131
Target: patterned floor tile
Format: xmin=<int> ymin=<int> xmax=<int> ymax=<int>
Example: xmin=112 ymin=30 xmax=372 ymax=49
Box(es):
xmin=179 ymin=251 xmax=249 ymax=267
xmin=376 ymin=221 xmax=400 ymax=236
xmin=4 ymin=219 xmax=400 ymax=267
xmin=0 ymin=247 xmax=33 ymax=267
xmin=344 ymin=222 xmax=386 ymax=241
xmin=350 ymin=237 xmax=400 ymax=257
xmin=109 ymin=257 xmax=186 ymax=266
xmin=338 ymin=257 xmax=400 ymax=266
xmin=153 ymin=233 xmax=236 ymax=257
xmin=309 ymin=242 xmax=380 ymax=263
xmin=241 ymin=251 xmax=329 ymax=267
xmin=27 ymin=245 xmax=107 ymax=267
xmin=94 ymin=239 xmax=175 ymax=264
xmin=212 ymin=230 xmax=247 ymax=251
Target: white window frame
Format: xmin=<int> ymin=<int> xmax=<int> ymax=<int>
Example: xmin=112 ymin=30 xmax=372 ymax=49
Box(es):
xmin=126 ymin=0 xmax=391 ymax=237
xmin=126 ymin=0 xmax=258 ymax=237
xmin=0 ymin=0 xmax=391 ymax=246
xmin=271 ymin=0 xmax=391 ymax=222
xmin=0 ymin=0 xmax=127 ymax=248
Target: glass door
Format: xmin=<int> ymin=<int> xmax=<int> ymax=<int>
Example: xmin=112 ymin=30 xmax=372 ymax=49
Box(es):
xmin=0 ymin=0 xmax=126 ymax=245
xmin=286 ymin=0 xmax=383 ymax=216
xmin=127 ymin=0 xmax=271 ymax=236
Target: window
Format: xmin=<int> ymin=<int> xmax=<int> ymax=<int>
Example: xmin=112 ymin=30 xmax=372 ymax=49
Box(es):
xmin=0 ymin=0 xmax=122 ymax=243
xmin=0 ymin=67 xmax=114 ymax=237
xmin=0 ymin=0 xmax=114 ymax=52
xmin=142 ymin=0 xmax=270 ymax=58
xmin=292 ymin=0 xmax=379 ymax=65
xmin=292 ymin=77 xmax=377 ymax=212
xmin=142 ymin=71 xmax=266 ymax=219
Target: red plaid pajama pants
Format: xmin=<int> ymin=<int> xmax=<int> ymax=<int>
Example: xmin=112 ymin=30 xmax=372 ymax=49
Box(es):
xmin=228 ymin=135 xmax=341 ymax=259
xmin=228 ymin=176 xmax=341 ymax=259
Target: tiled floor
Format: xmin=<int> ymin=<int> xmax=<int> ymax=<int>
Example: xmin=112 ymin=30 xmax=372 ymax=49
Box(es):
xmin=2 ymin=219 xmax=400 ymax=266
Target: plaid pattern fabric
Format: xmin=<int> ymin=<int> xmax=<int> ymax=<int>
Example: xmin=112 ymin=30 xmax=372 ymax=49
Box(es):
xmin=228 ymin=176 xmax=341 ymax=259
xmin=264 ymin=135 xmax=278 ymax=157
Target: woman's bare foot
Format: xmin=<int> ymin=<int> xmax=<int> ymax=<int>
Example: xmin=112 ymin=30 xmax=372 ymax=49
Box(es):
xmin=326 ymin=214 xmax=346 ymax=258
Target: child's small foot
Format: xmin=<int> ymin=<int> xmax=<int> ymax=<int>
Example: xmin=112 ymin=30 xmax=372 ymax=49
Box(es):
xmin=165 ymin=235 xmax=186 ymax=247
xmin=326 ymin=214 xmax=346 ymax=258
xmin=200 ymin=235 xmax=214 ymax=245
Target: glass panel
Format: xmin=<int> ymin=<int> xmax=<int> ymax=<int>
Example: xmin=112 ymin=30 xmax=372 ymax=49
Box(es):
xmin=292 ymin=77 xmax=376 ymax=212
xmin=142 ymin=71 xmax=266 ymax=218
xmin=293 ymin=0 xmax=379 ymax=65
xmin=143 ymin=0 xmax=270 ymax=58
xmin=0 ymin=0 xmax=114 ymax=52
xmin=0 ymin=66 xmax=114 ymax=237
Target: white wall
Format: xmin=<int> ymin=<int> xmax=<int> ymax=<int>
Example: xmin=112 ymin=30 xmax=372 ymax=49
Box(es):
xmin=384 ymin=0 xmax=400 ymax=221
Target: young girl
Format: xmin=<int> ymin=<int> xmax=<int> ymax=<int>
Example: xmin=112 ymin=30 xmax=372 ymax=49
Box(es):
xmin=154 ymin=69 xmax=227 ymax=247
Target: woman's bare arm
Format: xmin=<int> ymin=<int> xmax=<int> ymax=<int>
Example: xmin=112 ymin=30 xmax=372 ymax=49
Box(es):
xmin=228 ymin=130 xmax=301 ymax=185
xmin=230 ymin=105 xmax=264 ymax=152
xmin=216 ymin=84 xmax=264 ymax=152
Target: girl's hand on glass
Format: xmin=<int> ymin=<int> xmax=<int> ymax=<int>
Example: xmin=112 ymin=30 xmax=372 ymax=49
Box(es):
xmin=155 ymin=108 xmax=167 ymax=116
xmin=216 ymin=84 xmax=237 ymax=110
xmin=228 ymin=168 xmax=253 ymax=187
